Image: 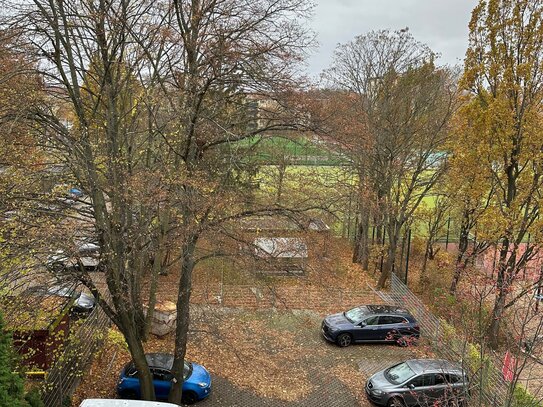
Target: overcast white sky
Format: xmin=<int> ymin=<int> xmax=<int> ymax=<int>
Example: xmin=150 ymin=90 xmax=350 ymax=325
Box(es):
xmin=306 ymin=0 xmax=479 ymax=77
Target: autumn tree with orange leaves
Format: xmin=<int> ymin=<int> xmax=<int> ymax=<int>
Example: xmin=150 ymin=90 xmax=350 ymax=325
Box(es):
xmin=323 ymin=29 xmax=458 ymax=289
xmin=458 ymin=0 xmax=543 ymax=349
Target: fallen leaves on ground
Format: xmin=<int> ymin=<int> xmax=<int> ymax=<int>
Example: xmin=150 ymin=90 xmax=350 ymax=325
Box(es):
xmin=72 ymin=311 xmax=314 ymax=405
xmin=328 ymin=363 xmax=369 ymax=405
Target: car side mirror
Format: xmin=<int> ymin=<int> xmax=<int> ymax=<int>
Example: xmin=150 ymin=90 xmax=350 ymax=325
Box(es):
xmin=408 ymin=384 xmax=415 ymax=390
xmin=359 ymin=322 xmax=367 ymax=327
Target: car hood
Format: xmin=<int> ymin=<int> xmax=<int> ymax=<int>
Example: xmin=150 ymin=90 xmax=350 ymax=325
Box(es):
xmin=186 ymin=363 xmax=211 ymax=386
xmin=368 ymin=369 xmax=399 ymax=390
xmin=324 ymin=312 xmax=351 ymax=327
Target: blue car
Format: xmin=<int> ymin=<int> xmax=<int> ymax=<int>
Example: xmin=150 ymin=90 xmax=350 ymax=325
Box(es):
xmin=117 ymin=353 xmax=211 ymax=404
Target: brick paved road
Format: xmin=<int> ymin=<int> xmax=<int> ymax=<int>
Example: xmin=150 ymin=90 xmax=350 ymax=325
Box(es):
xmin=191 ymin=308 xmax=417 ymax=407
xmin=198 ymin=373 xmax=361 ymax=407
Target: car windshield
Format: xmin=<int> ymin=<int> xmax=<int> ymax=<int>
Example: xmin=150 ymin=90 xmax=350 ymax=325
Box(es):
xmin=344 ymin=306 xmax=368 ymax=323
xmin=183 ymin=361 xmax=192 ymax=380
xmin=128 ymin=361 xmax=193 ymax=380
xmin=385 ymin=362 xmax=416 ymax=385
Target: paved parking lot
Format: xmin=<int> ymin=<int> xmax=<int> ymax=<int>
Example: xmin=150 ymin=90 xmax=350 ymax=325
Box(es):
xmin=198 ymin=373 xmax=359 ymax=407
xmin=74 ymin=307 xmax=420 ymax=406
xmin=191 ymin=308 xmax=419 ymax=407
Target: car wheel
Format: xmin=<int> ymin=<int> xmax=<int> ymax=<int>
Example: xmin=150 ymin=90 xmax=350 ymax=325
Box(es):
xmin=120 ymin=390 xmax=138 ymax=399
xmin=182 ymin=391 xmax=198 ymax=405
xmin=336 ymin=333 xmax=352 ymax=347
xmin=387 ymin=397 xmax=404 ymax=407
xmin=397 ymin=336 xmax=408 ymax=347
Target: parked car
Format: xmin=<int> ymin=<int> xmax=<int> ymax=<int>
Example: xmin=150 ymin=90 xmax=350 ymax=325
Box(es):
xmin=32 ymin=284 xmax=96 ymax=316
xmin=80 ymin=400 xmax=179 ymax=407
xmin=50 ymin=287 xmax=96 ymax=316
xmin=46 ymin=241 xmax=102 ymax=273
xmin=321 ymin=305 xmax=419 ymax=347
xmin=365 ymin=359 xmax=469 ymax=407
xmin=117 ymin=353 xmax=212 ymax=404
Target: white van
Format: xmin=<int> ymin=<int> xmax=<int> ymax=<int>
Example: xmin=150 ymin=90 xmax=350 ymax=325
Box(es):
xmin=79 ymin=400 xmax=179 ymax=407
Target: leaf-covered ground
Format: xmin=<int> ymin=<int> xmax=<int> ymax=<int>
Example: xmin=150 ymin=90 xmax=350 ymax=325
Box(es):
xmin=72 ymin=307 xmax=424 ymax=406
xmin=70 ymin=237 xmax=429 ymax=406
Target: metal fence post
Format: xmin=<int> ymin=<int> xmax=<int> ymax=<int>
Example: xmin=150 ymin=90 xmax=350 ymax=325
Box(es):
xmin=405 ymin=228 xmax=412 ymax=284
xmin=445 ymin=217 xmax=451 ymax=251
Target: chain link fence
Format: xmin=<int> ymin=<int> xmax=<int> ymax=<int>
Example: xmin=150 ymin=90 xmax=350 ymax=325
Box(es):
xmin=387 ymin=273 xmax=511 ymax=407
xmin=41 ymin=306 xmax=110 ymax=407
xmin=192 ymin=284 xmax=384 ymax=312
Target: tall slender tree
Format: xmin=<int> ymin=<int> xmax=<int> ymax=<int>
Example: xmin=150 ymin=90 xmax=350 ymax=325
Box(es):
xmin=324 ymin=29 xmax=458 ymax=288
xmin=10 ymin=0 xmax=314 ymax=402
xmin=0 ymin=312 xmax=31 ymax=407
xmin=461 ymin=0 xmax=543 ymax=348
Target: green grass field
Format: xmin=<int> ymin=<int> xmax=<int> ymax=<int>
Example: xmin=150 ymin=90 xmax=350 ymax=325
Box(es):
xmin=254 ymin=163 xmax=459 ymax=241
xmin=237 ymin=135 xmax=348 ymax=166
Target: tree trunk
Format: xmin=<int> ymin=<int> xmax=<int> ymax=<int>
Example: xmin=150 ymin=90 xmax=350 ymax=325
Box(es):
xmin=419 ymin=239 xmax=432 ymax=285
xmin=124 ymin=326 xmax=155 ymax=400
xmin=143 ymin=211 xmax=170 ymax=340
xmin=449 ymin=257 xmax=467 ymax=296
xmin=449 ymin=215 xmax=470 ymax=295
xmin=377 ymin=225 xmax=399 ymax=289
xmin=487 ymin=242 xmax=510 ymax=349
xmin=373 ymin=219 xmax=384 ymax=273
xmin=169 ymin=236 xmax=197 ymax=404
xmin=352 ymin=210 xmax=370 ymax=270
xmin=375 ymin=222 xmax=382 ymax=245
xmin=143 ymin=256 xmax=161 ymax=341
xmin=487 ymin=291 xmax=506 ymax=349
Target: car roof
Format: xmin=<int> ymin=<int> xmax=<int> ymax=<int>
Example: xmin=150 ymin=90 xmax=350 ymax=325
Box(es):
xmin=366 ymin=305 xmax=412 ymax=315
xmin=406 ymin=359 xmax=464 ymax=375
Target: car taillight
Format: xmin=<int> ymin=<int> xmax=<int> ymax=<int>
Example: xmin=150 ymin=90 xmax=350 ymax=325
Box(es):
xmin=414 ymin=325 xmax=420 ymax=331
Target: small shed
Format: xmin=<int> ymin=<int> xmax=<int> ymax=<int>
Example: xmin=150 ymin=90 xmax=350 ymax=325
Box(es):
xmin=238 ymin=216 xmax=330 ymax=258
xmin=5 ymin=296 xmax=72 ymax=371
xmin=254 ymin=237 xmax=308 ymax=275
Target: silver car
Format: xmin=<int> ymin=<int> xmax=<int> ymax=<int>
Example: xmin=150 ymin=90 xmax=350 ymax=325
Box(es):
xmin=365 ymin=359 xmax=468 ymax=407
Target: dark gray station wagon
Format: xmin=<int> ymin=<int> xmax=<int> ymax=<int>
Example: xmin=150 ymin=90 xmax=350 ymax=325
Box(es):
xmin=321 ymin=305 xmax=420 ymax=347
xmin=366 ymin=359 xmax=469 ymax=407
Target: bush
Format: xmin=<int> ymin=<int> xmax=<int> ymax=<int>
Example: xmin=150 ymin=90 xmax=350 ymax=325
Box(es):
xmin=107 ymin=328 xmax=128 ymax=351
xmin=512 ymin=384 xmax=540 ymax=407
xmin=0 ymin=311 xmax=30 ymax=407
xmin=24 ymin=389 xmax=44 ymax=407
